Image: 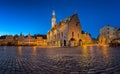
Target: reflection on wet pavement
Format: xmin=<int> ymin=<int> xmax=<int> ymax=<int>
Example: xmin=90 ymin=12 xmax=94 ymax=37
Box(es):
xmin=0 ymin=46 xmax=120 ymax=74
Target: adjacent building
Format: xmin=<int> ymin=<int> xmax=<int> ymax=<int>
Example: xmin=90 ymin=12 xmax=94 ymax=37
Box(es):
xmin=117 ymin=28 xmax=120 ymax=38
xmin=98 ymin=25 xmax=118 ymax=44
xmin=0 ymin=33 xmax=47 ymax=46
xmin=0 ymin=35 xmax=7 ymax=45
xmin=110 ymin=28 xmax=120 ymax=46
xmin=34 ymin=34 xmax=47 ymax=46
xmin=82 ymin=31 xmax=93 ymax=45
xmin=24 ymin=33 xmax=36 ymax=45
xmin=18 ymin=33 xmax=24 ymax=45
xmin=6 ymin=35 xmax=14 ymax=43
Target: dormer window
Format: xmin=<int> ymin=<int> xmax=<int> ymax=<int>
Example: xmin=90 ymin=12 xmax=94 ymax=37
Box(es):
xmin=76 ymin=23 xmax=78 ymax=26
xmin=76 ymin=22 xmax=79 ymax=26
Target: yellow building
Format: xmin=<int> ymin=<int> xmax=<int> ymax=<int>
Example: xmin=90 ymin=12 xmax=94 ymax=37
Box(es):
xmin=0 ymin=35 xmax=7 ymax=45
xmin=24 ymin=33 xmax=36 ymax=45
xmin=18 ymin=33 xmax=24 ymax=45
xmin=35 ymin=34 xmax=47 ymax=46
xmin=81 ymin=32 xmax=93 ymax=45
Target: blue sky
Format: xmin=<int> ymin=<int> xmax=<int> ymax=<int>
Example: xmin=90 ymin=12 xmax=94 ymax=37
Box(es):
xmin=0 ymin=0 xmax=120 ymax=38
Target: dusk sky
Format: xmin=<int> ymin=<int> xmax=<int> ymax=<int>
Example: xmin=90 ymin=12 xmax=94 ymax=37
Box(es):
xmin=0 ymin=0 xmax=120 ymax=38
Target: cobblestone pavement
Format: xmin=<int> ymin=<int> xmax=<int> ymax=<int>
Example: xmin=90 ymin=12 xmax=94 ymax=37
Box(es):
xmin=0 ymin=46 xmax=120 ymax=74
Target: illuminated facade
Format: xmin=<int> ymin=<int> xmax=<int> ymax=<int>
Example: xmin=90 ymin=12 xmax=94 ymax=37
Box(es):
xmin=18 ymin=33 xmax=24 ymax=45
xmin=98 ymin=25 xmax=118 ymax=44
xmin=34 ymin=34 xmax=47 ymax=46
xmin=47 ymin=10 xmax=93 ymax=47
xmin=24 ymin=33 xmax=36 ymax=45
xmin=81 ymin=32 xmax=93 ymax=45
xmin=0 ymin=35 xmax=8 ymax=45
xmin=117 ymin=28 xmax=120 ymax=38
xmin=6 ymin=35 xmax=14 ymax=43
xmin=0 ymin=33 xmax=47 ymax=46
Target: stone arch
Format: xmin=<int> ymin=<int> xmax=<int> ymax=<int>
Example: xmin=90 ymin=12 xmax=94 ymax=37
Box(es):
xmin=69 ymin=38 xmax=76 ymax=46
xmin=64 ymin=40 xmax=66 ymax=46
xmin=79 ymin=39 xmax=82 ymax=46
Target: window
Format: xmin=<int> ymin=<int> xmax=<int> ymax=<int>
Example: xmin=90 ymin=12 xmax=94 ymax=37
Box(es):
xmin=76 ymin=23 xmax=78 ymax=26
xmin=76 ymin=22 xmax=79 ymax=26
xmin=72 ymin=32 xmax=74 ymax=37
xmin=61 ymin=32 xmax=63 ymax=37
xmin=58 ymin=33 xmax=60 ymax=38
xmin=55 ymin=35 xmax=56 ymax=39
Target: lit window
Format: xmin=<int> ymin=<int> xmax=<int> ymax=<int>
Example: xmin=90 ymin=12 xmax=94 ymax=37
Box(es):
xmin=72 ymin=32 xmax=74 ymax=37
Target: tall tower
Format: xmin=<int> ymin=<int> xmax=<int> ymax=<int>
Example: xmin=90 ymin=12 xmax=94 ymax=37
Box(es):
xmin=51 ymin=10 xmax=56 ymax=28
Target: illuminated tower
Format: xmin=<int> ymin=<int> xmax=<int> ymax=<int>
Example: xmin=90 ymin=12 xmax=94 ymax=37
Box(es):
xmin=51 ymin=10 xmax=56 ymax=28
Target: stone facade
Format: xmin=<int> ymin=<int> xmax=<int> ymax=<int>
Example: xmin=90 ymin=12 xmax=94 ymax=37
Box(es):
xmin=81 ymin=32 xmax=93 ymax=45
xmin=34 ymin=34 xmax=47 ymax=46
xmin=47 ymin=11 xmax=92 ymax=47
xmin=98 ymin=25 xmax=118 ymax=44
xmin=0 ymin=34 xmax=47 ymax=46
xmin=6 ymin=35 xmax=14 ymax=43
xmin=18 ymin=33 xmax=24 ymax=45
xmin=24 ymin=34 xmax=36 ymax=45
xmin=117 ymin=28 xmax=120 ymax=38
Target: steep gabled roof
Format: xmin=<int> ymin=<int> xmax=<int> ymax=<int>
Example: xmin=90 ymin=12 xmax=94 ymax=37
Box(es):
xmin=49 ymin=14 xmax=78 ymax=32
xmin=0 ymin=35 xmax=7 ymax=39
xmin=57 ymin=14 xmax=77 ymax=26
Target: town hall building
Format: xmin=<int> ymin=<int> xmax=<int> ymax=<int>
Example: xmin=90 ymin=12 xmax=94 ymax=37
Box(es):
xmin=47 ymin=10 xmax=93 ymax=47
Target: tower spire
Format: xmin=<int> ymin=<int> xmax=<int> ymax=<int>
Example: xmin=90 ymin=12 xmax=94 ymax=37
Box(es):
xmin=51 ymin=10 xmax=56 ymax=28
xmin=52 ymin=10 xmax=55 ymax=17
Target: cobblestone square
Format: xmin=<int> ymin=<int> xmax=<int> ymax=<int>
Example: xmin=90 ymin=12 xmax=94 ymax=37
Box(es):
xmin=0 ymin=46 xmax=120 ymax=74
